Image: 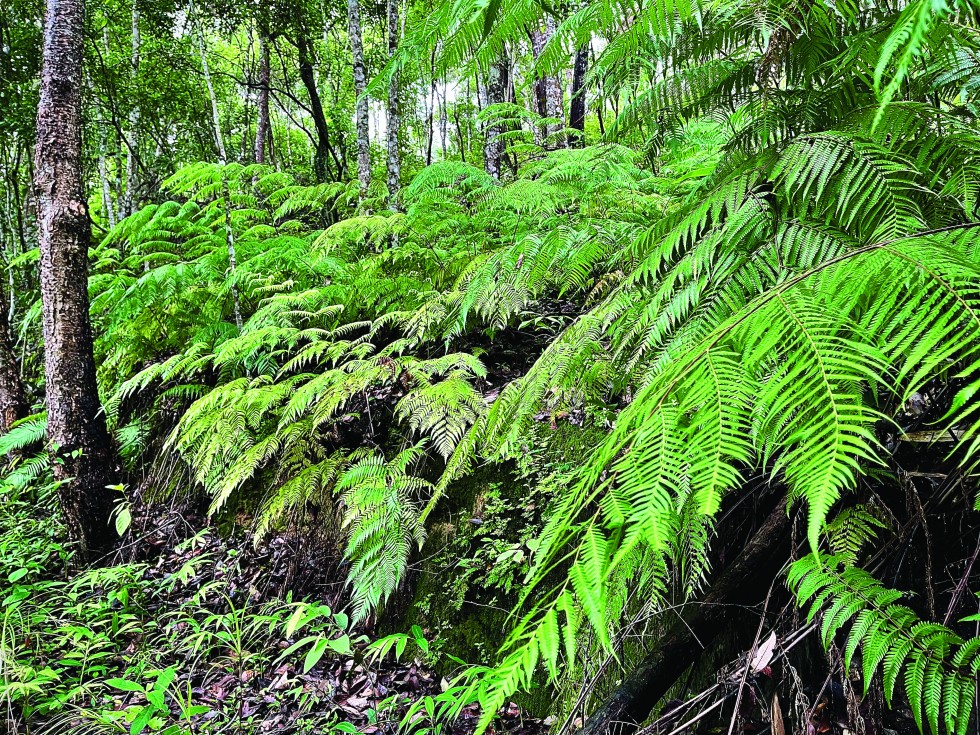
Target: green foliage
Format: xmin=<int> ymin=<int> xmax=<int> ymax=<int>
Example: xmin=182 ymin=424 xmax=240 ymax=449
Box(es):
xmin=93 ymin=146 xmax=661 ymax=622
xmin=10 ymin=0 xmax=980 ymax=730
xmin=0 ymin=471 xmax=394 ymax=734
xmin=337 ymin=444 xmax=431 ymax=619
xmin=0 ymin=413 xmax=50 ymax=494
xmin=351 ymin=0 xmax=980 ymax=728
xmin=790 ymin=555 xmax=980 ymax=735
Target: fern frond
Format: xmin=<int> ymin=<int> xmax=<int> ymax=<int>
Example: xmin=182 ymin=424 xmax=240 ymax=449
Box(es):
xmin=790 ymin=555 xmax=980 ymax=735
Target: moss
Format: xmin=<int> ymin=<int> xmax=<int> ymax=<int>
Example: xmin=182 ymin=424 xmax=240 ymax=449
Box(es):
xmin=384 ymin=419 xmax=612 ymax=716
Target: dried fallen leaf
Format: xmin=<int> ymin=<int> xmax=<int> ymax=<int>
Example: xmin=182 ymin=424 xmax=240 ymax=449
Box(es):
xmin=750 ymin=631 xmax=777 ymax=673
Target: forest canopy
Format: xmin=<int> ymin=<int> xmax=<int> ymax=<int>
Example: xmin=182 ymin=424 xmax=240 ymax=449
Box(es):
xmin=1 ymin=0 xmax=980 ymax=733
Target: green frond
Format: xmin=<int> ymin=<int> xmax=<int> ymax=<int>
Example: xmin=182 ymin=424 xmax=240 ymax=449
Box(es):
xmin=338 ymin=445 xmax=432 ymax=620
xmin=790 ymin=555 xmax=980 ymax=735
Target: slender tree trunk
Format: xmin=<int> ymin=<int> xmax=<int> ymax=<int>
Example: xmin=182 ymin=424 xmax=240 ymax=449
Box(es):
xmin=543 ymin=16 xmax=564 ymax=131
xmin=347 ymin=0 xmax=371 ymax=201
xmin=0 ymin=277 xmax=27 ymax=433
xmin=87 ymin=72 xmax=117 ymax=227
xmin=35 ymin=0 xmax=120 ymax=559
xmin=96 ymin=113 xmax=117 ymax=227
xmin=453 ymin=105 xmax=466 ymax=162
xmin=0 ymin=174 xmax=25 ymax=416
xmin=504 ymin=62 xmax=518 ymax=175
xmin=85 ymin=67 xmax=117 ymax=229
xmin=268 ymin=102 xmax=279 ymax=169
xmin=100 ymin=29 xmax=127 ymax=212
xmin=425 ymin=49 xmax=436 ymax=166
xmin=219 ymin=176 xmax=242 ymax=330
xmin=439 ymin=76 xmax=448 ymax=159
xmin=426 ymin=73 xmax=436 ymax=166
xmin=240 ymin=41 xmax=251 ymax=163
xmin=483 ymin=56 xmax=506 ymax=179
xmin=194 ymin=13 xmax=227 ymax=162
xmin=297 ymin=28 xmax=341 ymax=183
xmin=6 ymin=145 xmax=30 ymax=257
xmin=192 ymin=5 xmax=243 ymax=331
xmin=385 ymin=0 xmax=401 ymax=209
xmin=529 ymin=28 xmax=548 ymax=121
xmin=124 ymin=0 xmax=140 ymax=216
xmin=530 ymin=17 xmax=564 ymax=146
xmin=569 ymin=43 xmax=589 ymax=147
xmin=254 ymin=32 xmax=271 ymax=164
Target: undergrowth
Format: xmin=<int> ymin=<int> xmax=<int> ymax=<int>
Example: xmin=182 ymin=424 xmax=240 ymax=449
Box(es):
xmin=0 ymin=470 xmax=449 ymax=735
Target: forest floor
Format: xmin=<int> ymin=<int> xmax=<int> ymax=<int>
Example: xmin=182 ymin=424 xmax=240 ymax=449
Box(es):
xmin=2 ymin=495 xmax=548 ymax=735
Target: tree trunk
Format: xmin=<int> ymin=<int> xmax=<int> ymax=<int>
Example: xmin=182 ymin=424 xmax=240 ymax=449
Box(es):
xmin=426 ymin=73 xmax=436 ymax=166
xmin=34 ymin=0 xmax=120 ymax=559
xmin=347 ymin=0 xmax=371 ymax=201
xmin=580 ymin=502 xmax=793 ymax=735
xmin=454 ymin=105 xmax=466 ymax=163
xmin=87 ymin=70 xmax=118 ymax=227
xmin=529 ymin=17 xmax=564 ymax=146
xmin=544 ymin=16 xmax=564 ymax=132
xmin=123 ymin=0 xmax=140 ymax=217
xmin=423 ymin=51 xmax=437 ymax=165
xmin=386 ymin=0 xmax=401 ymax=209
xmin=96 ymin=112 xmax=117 ymax=227
xmin=483 ymin=56 xmax=506 ymax=179
xmin=194 ymin=12 xmax=227 ymax=162
xmin=0 ymin=278 xmax=27 ymax=433
xmin=254 ymin=32 xmax=271 ymax=165
xmin=569 ymin=43 xmax=589 ymax=147
xmin=530 ymin=28 xmax=548 ymax=127
xmin=297 ymin=27 xmax=342 ymax=183
xmin=439 ymin=75 xmax=448 ymax=159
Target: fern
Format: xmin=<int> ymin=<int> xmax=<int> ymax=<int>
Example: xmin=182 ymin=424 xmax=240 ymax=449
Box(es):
xmin=0 ymin=414 xmax=47 ymax=456
xmin=395 ymin=378 xmax=486 ymax=460
xmin=824 ymin=505 xmax=889 ymax=565
xmin=789 ymin=555 xmax=980 ymax=735
xmin=337 ymin=444 xmax=431 ymax=620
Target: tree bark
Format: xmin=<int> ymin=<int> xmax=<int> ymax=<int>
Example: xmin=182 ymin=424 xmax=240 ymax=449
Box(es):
xmin=385 ymin=0 xmax=401 ymax=210
xmin=580 ymin=502 xmax=793 ymax=735
xmin=347 ymin=0 xmax=371 ymax=201
xmin=194 ymin=9 xmax=227 ymax=162
xmin=0 ymin=277 xmax=27 ymax=433
xmin=454 ymin=105 xmax=466 ymax=163
xmin=530 ymin=29 xmax=548 ymax=129
xmin=426 ymin=73 xmax=436 ymax=166
xmin=254 ymin=32 xmax=271 ymax=164
xmin=35 ymin=0 xmax=120 ymax=559
xmin=123 ymin=0 xmax=140 ymax=217
xmin=483 ymin=56 xmax=506 ymax=179
xmin=529 ymin=16 xmax=563 ymax=146
xmin=569 ymin=43 xmax=589 ymax=147
xmin=439 ymin=74 xmax=448 ymax=159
